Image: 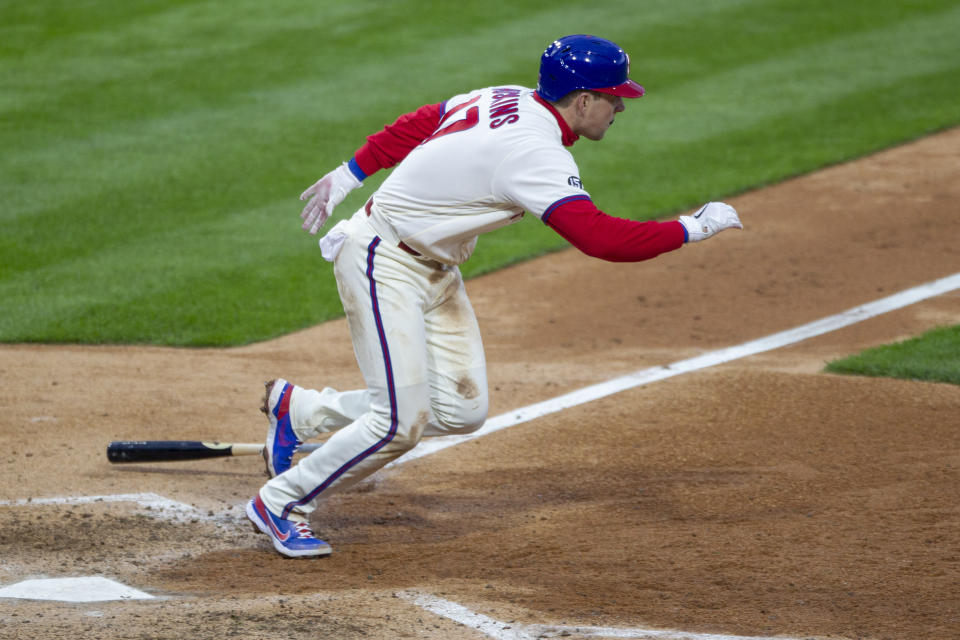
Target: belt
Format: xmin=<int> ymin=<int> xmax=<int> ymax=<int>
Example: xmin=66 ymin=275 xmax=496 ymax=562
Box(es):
xmin=365 ymin=198 xmax=421 ymax=256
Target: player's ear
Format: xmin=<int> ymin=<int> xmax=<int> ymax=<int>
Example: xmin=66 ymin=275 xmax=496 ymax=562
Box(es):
xmin=575 ymin=91 xmax=591 ymax=114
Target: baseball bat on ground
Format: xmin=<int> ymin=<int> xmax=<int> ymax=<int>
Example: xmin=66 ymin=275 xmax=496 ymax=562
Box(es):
xmin=106 ymin=440 xmax=322 ymax=464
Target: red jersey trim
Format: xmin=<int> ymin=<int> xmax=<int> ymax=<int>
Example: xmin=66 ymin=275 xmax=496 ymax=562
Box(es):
xmin=532 ymin=91 xmax=579 ymax=147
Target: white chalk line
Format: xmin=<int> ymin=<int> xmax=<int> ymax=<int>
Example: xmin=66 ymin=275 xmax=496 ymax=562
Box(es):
xmin=401 ymin=591 xmax=834 ymax=640
xmin=402 ymin=591 xmax=535 ymax=640
xmin=395 ymin=271 xmax=960 ymax=464
xmin=0 ymin=492 xmax=207 ymax=522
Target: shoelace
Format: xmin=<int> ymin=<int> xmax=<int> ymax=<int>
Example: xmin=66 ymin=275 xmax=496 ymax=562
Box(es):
xmin=293 ymin=522 xmax=316 ymax=539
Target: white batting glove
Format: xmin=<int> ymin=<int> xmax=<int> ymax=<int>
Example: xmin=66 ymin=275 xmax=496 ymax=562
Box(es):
xmin=299 ymin=162 xmax=363 ymax=235
xmin=678 ymin=202 xmax=743 ymax=242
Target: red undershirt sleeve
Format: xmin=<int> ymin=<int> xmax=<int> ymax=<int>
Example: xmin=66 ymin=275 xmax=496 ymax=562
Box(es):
xmin=544 ymin=198 xmax=686 ymax=262
xmin=352 ymin=102 xmax=445 ymax=178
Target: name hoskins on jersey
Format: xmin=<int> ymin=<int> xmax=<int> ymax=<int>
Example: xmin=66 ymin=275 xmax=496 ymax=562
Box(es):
xmin=371 ymin=86 xmax=590 ymax=265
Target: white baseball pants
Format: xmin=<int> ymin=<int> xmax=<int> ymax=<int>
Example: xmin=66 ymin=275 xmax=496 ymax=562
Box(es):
xmin=260 ymin=208 xmax=489 ymax=518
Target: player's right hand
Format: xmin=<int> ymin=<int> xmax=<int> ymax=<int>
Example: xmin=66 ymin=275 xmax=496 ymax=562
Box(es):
xmin=678 ymin=202 xmax=742 ymax=242
xmin=299 ymin=163 xmax=362 ymax=234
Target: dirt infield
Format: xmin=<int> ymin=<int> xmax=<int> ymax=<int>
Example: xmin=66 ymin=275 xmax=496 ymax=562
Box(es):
xmin=2 ymin=128 xmax=958 ymax=639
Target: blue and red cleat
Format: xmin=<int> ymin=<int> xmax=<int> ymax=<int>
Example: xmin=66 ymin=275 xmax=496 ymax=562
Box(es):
xmin=261 ymin=378 xmax=302 ymax=478
xmin=246 ymin=494 xmax=332 ymax=557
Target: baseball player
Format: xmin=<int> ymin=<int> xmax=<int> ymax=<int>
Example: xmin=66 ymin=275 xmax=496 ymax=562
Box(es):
xmin=246 ymin=34 xmax=742 ymax=557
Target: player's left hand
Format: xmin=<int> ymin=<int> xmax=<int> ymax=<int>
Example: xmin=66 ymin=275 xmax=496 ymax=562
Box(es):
xmin=678 ymin=202 xmax=742 ymax=242
xmin=299 ymin=163 xmax=362 ymax=234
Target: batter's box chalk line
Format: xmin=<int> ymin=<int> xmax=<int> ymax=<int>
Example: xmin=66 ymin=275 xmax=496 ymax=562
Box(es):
xmin=0 ymin=492 xmax=210 ymax=522
xmin=399 ymin=591 xmax=838 ymax=640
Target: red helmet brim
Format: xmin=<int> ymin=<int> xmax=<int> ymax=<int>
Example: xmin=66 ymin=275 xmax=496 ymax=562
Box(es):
xmin=594 ymin=79 xmax=645 ymax=99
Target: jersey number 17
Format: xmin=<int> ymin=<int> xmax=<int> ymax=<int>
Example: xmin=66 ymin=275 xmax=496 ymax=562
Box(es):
xmin=423 ymin=96 xmax=481 ymax=144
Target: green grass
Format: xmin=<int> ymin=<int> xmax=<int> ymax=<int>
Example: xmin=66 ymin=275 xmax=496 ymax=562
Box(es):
xmin=825 ymin=325 xmax=960 ymax=385
xmin=2 ymin=0 xmax=959 ymax=345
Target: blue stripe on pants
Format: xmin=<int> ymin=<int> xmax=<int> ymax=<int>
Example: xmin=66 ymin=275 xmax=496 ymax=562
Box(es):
xmin=281 ymin=236 xmax=399 ymax=518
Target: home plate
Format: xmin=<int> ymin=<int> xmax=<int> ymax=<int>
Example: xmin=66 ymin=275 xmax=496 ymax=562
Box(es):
xmin=0 ymin=577 xmax=154 ymax=602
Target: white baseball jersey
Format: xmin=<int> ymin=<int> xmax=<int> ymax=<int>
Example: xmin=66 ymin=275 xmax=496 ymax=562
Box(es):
xmin=370 ymin=85 xmax=591 ymax=264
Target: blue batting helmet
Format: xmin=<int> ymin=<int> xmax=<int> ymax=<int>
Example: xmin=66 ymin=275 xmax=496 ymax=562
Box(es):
xmin=537 ymin=34 xmax=645 ymax=102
